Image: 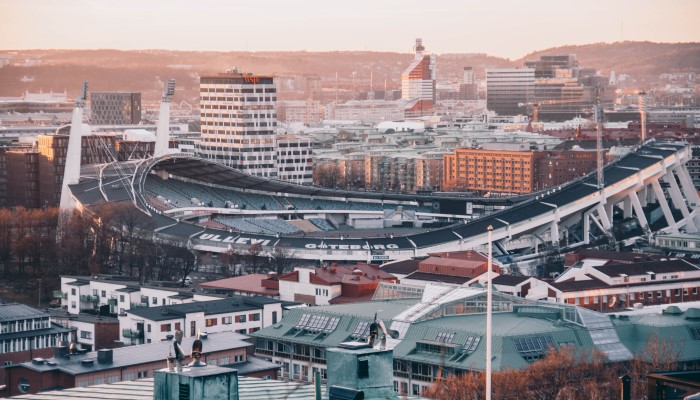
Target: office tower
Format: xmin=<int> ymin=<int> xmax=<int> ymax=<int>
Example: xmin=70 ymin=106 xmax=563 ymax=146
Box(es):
xmin=197 ymin=70 xmax=278 ymax=178
xmin=90 ymin=92 xmax=141 ymax=125
xmin=460 ymin=67 xmax=478 ymax=100
xmin=524 ymin=54 xmax=578 ymax=78
xmin=486 ymin=68 xmax=535 ymax=116
xmin=401 ymin=38 xmax=436 ymax=118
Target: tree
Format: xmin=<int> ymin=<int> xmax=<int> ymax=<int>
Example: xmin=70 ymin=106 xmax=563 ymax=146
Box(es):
xmin=270 ymin=246 xmax=295 ymax=275
xmin=314 ymin=164 xmax=345 ymax=188
xmin=0 ymin=209 xmax=13 ymax=277
xmin=221 ymin=247 xmax=241 ymax=277
xmin=245 ymin=243 xmax=263 ymax=274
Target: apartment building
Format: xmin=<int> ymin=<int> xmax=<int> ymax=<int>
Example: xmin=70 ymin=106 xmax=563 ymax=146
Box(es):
xmin=118 ymin=297 xmax=282 ymax=345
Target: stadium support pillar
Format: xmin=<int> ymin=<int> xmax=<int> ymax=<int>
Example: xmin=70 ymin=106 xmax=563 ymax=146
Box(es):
xmin=59 ymin=83 xmax=87 ymax=210
xmin=630 ymin=191 xmax=649 ymax=229
xmin=651 ymin=179 xmax=678 ymax=234
xmin=674 ymin=166 xmax=700 ymax=230
xmin=583 ymin=211 xmax=591 ymax=244
xmin=596 ymin=204 xmax=612 ymax=231
xmin=665 ymin=170 xmax=695 ymax=231
xmin=623 ymin=197 xmax=632 ymax=219
xmin=550 ymin=220 xmax=560 ymax=245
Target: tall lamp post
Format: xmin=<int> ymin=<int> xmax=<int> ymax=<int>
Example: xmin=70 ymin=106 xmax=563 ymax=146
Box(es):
xmin=486 ymin=225 xmax=493 ymax=400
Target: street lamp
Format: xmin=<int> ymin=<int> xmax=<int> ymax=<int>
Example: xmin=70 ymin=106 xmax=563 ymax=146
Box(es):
xmin=486 ymin=225 xmax=493 ymax=400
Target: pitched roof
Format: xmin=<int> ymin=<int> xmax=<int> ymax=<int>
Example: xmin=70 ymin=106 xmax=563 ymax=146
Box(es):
xmin=593 ymin=259 xmax=699 ymax=277
xmin=402 ymin=271 xmax=472 ymax=285
xmin=126 ymin=297 xmax=280 ymax=322
xmin=199 ymin=274 xmax=279 ymax=296
xmin=492 ymin=275 xmax=531 ymax=286
xmin=0 ymin=303 xmax=48 ymax=322
xmin=380 ymin=259 xmax=420 ymax=275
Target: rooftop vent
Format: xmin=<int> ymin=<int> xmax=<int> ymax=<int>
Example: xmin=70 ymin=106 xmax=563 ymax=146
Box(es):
xmin=81 ymin=359 xmax=94 ymax=368
xmin=31 ymin=358 xmax=45 ymax=365
xmin=663 ymin=305 xmax=683 ymax=315
xmin=97 ymin=349 xmax=113 ymax=364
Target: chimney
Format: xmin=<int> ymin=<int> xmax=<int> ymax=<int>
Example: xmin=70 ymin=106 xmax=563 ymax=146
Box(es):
xmin=97 ymin=349 xmax=113 ymax=364
xmin=54 ymin=345 xmax=69 ymax=359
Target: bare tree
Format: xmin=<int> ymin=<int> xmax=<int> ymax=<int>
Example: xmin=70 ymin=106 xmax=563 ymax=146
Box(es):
xmin=245 ymin=243 xmax=263 ymax=274
xmin=314 ymin=164 xmax=345 ymax=189
xmin=221 ymin=247 xmax=241 ymax=277
xmin=270 ymin=246 xmax=295 ymax=275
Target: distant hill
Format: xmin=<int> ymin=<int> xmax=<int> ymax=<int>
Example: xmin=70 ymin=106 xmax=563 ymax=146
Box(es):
xmin=515 ymin=41 xmax=700 ymax=83
xmin=0 ymin=41 xmax=697 ymax=100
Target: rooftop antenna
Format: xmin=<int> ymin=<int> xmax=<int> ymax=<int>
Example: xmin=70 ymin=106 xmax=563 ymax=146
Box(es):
xmin=154 ymin=79 xmax=175 ymax=158
xmin=639 ymin=91 xmax=647 ymax=143
xmin=59 ymin=81 xmax=88 ymax=210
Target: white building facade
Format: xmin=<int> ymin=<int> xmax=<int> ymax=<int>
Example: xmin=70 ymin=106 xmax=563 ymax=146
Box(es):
xmin=197 ymin=70 xmax=279 ymax=177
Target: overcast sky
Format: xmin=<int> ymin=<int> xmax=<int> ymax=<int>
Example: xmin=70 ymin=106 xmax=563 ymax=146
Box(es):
xmin=1 ymin=0 xmax=698 ymax=59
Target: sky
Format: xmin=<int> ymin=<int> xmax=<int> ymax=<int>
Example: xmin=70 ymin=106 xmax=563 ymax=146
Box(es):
xmin=1 ymin=0 xmax=699 ymax=59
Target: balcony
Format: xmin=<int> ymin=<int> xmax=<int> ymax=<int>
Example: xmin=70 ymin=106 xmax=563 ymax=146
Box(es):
xmin=122 ymin=329 xmax=144 ymax=339
xmin=131 ymin=302 xmax=149 ymax=309
xmin=53 ymin=291 xmax=67 ymax=299
xmin=79 ymin=295 xmax=94 ymax=302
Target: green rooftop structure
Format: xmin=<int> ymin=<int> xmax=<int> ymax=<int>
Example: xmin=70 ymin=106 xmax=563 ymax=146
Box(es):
xmin=251 ymin=282 xmax=700 ymax=398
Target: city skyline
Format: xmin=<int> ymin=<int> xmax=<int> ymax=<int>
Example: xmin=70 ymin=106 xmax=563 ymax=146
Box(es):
xmin=0 ymin=0 xmax=698 ymax=59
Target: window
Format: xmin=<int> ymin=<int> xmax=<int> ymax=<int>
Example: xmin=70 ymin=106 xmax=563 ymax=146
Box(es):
xmin=80 ymin=331 xmax=92 ymax=339
xmin=248 ymin=327 xmax=259 ymax=333
xmin=147 ymin=324 xmax=151 ymax=332
xmin=206 ymin=318 xmax=218 ymax=327
xmin=249 ymin=313 xmax=260 ymax=322
xmin=237 ymin=329 xmax=246 ymax=334
xmin=119 ymin=295 xmax=125 ymax=303
xmin=94 ymin=377 xmax=104 ymax=385
xmin=71 ymin=301 xmax=76 ymax=309
xmin=207 ymin=359 xmax=217 ymax=366
xmin=358 ymin=359 xmax=369 ymax=379
xmin=234 ymin=354 xmax=244 ymax=363
xmin=235 ymin=315 xmax=247 ymax=323
xmin=152 ymin=297 xmax=157 ymax=305
xmin=222 ymin=316 xmax=232 ymax=325
xmin=272 ymin=311 xmax=278 ymax=324
xmin=101 ymin=290 xmax=106 ymax=298
xmin=512 ymin=336 xmax=555 ymax=360
xmin=161 ymin=324 xmax=172 ymax=332
xmin=137 ymin=371 xmax=148 ymax=379
xmin=108 ymin=375 xmax=119 ymax=384
xmin=220 ymin=357 xmax=230 ymax=365
xmin=78 ymin=380 xmax=88 ymax=388
xmin=175 ymin=323 xmax=181 ymax=331
xmin=124 ymin=373 xmax=135 ymax=381
xmin=71 ymin=288 xmax=76 ymax=295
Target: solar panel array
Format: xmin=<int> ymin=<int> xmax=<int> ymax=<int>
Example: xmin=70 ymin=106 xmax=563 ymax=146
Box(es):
xmin=689 ymin=326 xmax=700 ymax=340
xmin=450 ymin=335 xmax=481 ymax=362
xmin=462 ymin=336 xmax=481 ymax=354
xmin=512 ymin=336 xmax=555 ymax=358
xmin=435 ymin=332 xmax=455 ymax=342
xmin=295 ymin=313 xmax=341 ymax=334
xmin=351 ymin=321 xmax=371 ymax=339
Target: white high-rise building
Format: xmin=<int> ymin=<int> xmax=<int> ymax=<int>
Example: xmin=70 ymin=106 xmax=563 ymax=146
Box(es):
xmin=197 ymin=70 xmax=278 ymax=177
xmin=401 ymin=38 xmax=436 ymax=118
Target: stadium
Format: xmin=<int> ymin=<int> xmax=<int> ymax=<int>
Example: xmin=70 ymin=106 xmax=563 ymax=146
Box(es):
xmin=67 ymin=141 xmax=698 ymax=265
xmin=62 ymin=85 xmax=700 ymax=265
